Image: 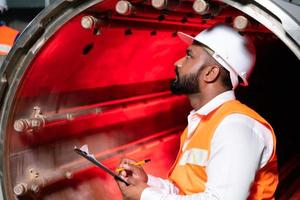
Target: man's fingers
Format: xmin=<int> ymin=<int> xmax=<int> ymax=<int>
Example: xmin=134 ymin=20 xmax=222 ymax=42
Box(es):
xmin=123 ymin=163 xmax=148 ymax=183
xmin=127 ymin=176 xmax=138 ymax=186
xmin=119 ymin=158 xmax=137 ymax=166
xmin=120 ymin=169 xmax=127 ymax=177
xmin=123 ymin=163 xmax=143 ymax=175
xmin=116 ymin=178 xmax=128 ymax=192
xmin=117 ymin=157 xmax=137 ymax=173
xmin=117 ymin=174 xmax=137 ymax=186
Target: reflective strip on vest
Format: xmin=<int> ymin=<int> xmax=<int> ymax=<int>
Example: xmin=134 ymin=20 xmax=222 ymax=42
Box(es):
xmin=179 ymin=148 xmax=208 ymax=166
xmin=0 ymin=44 xmax=12 ymax=54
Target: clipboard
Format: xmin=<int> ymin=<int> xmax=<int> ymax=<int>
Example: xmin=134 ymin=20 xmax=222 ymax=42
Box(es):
xmin=74 ymin=145 xmax=129 ymax=186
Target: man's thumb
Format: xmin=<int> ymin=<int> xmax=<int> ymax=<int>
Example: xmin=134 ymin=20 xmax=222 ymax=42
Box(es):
xmin=123 ymin=163 xmax=141 ymax=174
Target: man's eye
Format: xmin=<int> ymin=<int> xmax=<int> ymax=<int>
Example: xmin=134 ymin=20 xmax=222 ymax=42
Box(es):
xmin=186 ymin=55 xmax=192 ymax=59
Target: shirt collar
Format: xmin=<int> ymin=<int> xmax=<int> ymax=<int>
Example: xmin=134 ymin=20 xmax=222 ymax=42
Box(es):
xmin=190 ymin=90 xmax=236 ymax=117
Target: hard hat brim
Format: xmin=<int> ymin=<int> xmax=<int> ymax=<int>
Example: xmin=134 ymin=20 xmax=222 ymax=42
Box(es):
xmin=177 ymin=32 xmax=194 ymax=45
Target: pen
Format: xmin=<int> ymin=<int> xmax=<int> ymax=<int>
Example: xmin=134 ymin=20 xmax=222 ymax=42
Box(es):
xmin=116 ymin=159 xmax=151 ymax=172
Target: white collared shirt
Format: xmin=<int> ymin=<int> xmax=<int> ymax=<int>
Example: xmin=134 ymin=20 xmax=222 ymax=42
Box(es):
xmin=141 ymin=91 xmax=274 ymax=200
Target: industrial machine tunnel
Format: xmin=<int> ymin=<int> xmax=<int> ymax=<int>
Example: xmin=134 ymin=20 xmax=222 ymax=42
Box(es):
xmin=0 ymin=0 xmax=300 ymax=199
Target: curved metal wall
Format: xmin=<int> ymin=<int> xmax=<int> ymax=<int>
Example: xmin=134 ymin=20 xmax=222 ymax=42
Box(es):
xmin=0 ymin=0 xmax=299 ymax=199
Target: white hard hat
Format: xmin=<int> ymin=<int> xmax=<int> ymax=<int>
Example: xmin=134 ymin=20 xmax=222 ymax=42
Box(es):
xmin=178 ymin=24 xmax=256 ymax=88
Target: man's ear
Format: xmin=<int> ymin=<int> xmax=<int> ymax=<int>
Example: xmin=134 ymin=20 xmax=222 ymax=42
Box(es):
xmin=202 ymin=65 xmax=220 ymax=83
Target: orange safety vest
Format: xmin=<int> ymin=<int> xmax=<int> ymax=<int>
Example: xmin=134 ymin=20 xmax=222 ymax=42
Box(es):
xmin=0 ymin=25 xmax=19 ymax=55
xmin=168 ymin=100 xmax=278 ymax=199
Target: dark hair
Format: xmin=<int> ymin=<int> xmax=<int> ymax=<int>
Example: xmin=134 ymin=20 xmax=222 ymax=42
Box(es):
xmin=218 ymin=66 xmax=233 ymax=90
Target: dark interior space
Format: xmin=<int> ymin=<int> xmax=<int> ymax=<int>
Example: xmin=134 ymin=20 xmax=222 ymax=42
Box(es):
xmin=236 ymin=38 xmax=300 ymax=199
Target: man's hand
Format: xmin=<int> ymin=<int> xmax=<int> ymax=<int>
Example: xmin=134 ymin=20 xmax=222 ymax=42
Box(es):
xmin=116 ymin=158 xmax=149 ymax=200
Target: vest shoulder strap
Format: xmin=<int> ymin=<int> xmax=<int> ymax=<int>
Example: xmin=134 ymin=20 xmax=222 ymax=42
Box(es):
xmin=185 ymin=100 xmax=275 ymax=157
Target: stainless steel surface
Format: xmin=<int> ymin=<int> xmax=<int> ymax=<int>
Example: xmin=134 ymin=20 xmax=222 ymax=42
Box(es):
xmin=273 ymin=0 xmax=300 ymax=21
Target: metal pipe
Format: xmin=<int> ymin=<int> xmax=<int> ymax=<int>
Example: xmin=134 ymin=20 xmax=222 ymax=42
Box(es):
xmin=12 ymin=127 xmax=181 ymax=196
xmin=13 ymin=91 xmax=172 ymax=133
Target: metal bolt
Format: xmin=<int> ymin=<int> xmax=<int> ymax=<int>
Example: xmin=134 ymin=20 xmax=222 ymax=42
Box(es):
xmin=115 ymin=0 xmax=134 ymax=16
xmin=65 ymin=171 xmax=73 ymax=179
xmin=33 ymin=106 xmax=42 ymax=116
xmin=95 ymin=107 xmax=102 ymax=114
xmin=193 ymin=0 xmax=209 ymax=15
xmin=81 ymin=16 xmax=98 ymax=29
xmin=14 ymin=119 xmax=30 ymax=132
xmin=67 ymin=113 xmax=73 ymax=120
xmin=151 ymin=0 xmax=168 ymax=10
xmin=1 ymin=76 xmax=7 ymax=83
xmin=31 ymin=183 xmax=40 ymax=193
xmin=13 ymin=183 xmax=27 ymax=196
xmin=31 ymin=118 xmax=42 ymax=128
xmin=233 ymin=15 xmax=249 ymax=30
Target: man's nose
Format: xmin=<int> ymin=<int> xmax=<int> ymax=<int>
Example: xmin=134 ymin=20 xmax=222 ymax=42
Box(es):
xmin=174 ymin=57 xmax=184 ymax=68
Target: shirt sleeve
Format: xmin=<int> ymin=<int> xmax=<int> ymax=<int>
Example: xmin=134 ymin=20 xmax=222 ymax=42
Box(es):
xmin=141 ymin=114 xmax=272 ymax=200
xmin=205 ymin=114 xmax=269 ymax=200
xmin=147 ymin=174 xmax=179 ymax=194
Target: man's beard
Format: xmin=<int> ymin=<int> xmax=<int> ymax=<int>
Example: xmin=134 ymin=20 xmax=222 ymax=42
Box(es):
xmin=170 ymin=68 xmax=200 ymax=95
